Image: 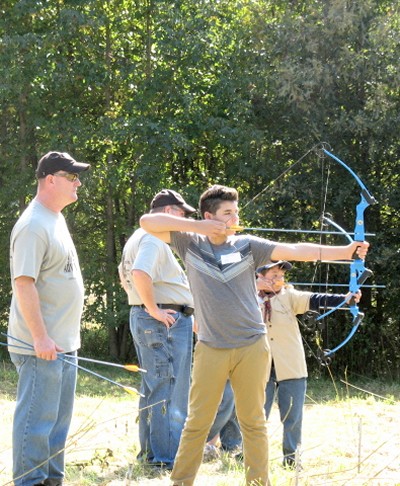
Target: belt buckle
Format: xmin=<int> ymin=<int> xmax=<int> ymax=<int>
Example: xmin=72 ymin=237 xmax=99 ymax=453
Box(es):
xmin=182 ymin=305 xmax=194 ymax=317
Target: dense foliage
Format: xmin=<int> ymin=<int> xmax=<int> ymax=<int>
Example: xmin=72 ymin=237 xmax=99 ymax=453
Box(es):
xmin=1 ymin=0 xmax=399 ymax=377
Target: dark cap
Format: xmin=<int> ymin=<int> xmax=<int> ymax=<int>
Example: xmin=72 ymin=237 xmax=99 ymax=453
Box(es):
xmin=256 ymin=261 xmax=293 ymax=274
xmin=36 ymin=151 xmax=90 ymax=179
xmin=150 ymin=189 xmax=196 ymax=214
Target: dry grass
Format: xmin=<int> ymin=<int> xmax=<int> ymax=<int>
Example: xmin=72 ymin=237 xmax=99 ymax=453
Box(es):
xmin=0 ymin=363 xmax=399 ymax=486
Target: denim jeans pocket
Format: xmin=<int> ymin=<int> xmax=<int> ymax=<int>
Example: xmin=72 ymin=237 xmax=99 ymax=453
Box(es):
xmin=168 ymin=312 xmax=181 ymax=329
xmin=140 ymin=329 xmax=166 ymax=348
xmin=9 ymin=352 xmax=29 ymax=372
xmin=137 ymin=325 xmax=171 ymax=378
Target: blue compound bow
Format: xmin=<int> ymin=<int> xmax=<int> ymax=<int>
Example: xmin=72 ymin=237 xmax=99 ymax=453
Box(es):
xmin=238 ymin=143 xmax=377 ymax=364
xmin=309 ymin=147 xmax=378 ymax=365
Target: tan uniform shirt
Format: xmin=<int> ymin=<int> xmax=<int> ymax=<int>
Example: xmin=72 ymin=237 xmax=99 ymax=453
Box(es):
xmin=261 ymin=286 xmax=311 ymax=381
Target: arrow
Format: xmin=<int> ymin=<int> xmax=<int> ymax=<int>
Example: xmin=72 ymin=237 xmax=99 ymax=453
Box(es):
xmin=2 ymin=333 xmax=144 ymax=397
xmin=59 ymin=356 xmax=144 ymax=397
xmin=69 ymin=355 xmax=146 ymax=373
xmin=229 ymin=225 xmax=375 ymax=236
xmin=288 ymin=282 xmax=385 ymax=288
xmin=0 ymin=341 xmax=32 ymax=351
xmin=1 ymin=338 xmax=146 ymax=373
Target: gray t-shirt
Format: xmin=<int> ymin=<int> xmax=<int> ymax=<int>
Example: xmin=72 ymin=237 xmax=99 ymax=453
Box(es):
xmin=171 ymin=232 xmax=275 ymax=348
xmin=119 ymin=228 xmax=193 ymax=306
xmin=8 ymin=199 xmax=84 ymax=354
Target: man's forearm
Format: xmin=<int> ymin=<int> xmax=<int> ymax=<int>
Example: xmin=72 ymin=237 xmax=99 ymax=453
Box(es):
xmin=140 ymin=213 xmax=229 ymax=242
xmin=141 ymin=213 xmax=195 ymax=231
xmin=14 ymin=277 xmax=62 ymax=358
xmin=131 ymin=270 xmax=158 ymax=313
xmin=131 ymin=269 xmax=179 ymax=327
xmin=271 ymin=241 xmax=369 ymax=262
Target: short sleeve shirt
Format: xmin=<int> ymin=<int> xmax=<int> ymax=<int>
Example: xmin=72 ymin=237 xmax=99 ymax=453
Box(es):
xmin=119 ymin=228 xmax=193 ymax=306
xmin=8 ymin=199 xmax=84 ymax=354
xmin=171 ymin=232 xmax=276 ymax=348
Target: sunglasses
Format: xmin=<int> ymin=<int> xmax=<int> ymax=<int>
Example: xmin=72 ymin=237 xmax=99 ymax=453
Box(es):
xmin=53 ymin=172 xmax=80 ymax=182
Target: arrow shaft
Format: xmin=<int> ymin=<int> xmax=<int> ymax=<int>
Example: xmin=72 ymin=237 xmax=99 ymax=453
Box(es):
xmin=71 ymin=355 xmax=146 ymax=372
xmin=0 ymin=341 xmax=32 ymax=351
xmin=3 ymin=333 xmax=143 ymax=397
xmin=59 ymin=356 xmax=143 ymax=397
xmin=288 ymin=282 xmax=385 ymax=288
xmin=239 ymin=227 xmax=375 ymax=236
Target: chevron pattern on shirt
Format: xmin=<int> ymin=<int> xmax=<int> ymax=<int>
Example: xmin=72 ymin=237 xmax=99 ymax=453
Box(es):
xmin=186 ymin=237 xmax=254 ymax=283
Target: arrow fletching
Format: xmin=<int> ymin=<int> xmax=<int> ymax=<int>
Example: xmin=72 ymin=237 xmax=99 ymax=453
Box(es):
xmin=123 ymin=386 xmax=144 ymax=397
xmin=125 ymin=364 xmax=147 ymax=373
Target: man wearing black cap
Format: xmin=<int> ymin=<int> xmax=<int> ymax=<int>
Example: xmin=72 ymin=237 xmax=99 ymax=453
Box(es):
xmin=8 ymin=151 xmax=90 ymax=485
xmin=119 ymin=189 xmax=196 ymax=470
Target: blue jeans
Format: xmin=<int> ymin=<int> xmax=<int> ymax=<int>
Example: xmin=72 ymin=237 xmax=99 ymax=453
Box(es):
xmin=10 ymin=352 xmax=77 ymax=486
xmin=208 ymin=381 xmax=242 ymax=451
xmin=130 ymin=306 xmax=193 ymax=467
xmin=264 ymin=367 xmax=307 ymax=466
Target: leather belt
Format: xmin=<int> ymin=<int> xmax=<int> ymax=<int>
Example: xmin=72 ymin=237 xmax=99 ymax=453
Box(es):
xmin=135 ymin=304 xmax=194 ymax=317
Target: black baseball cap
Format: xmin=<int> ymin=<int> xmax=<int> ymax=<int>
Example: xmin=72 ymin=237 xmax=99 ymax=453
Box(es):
xmin=150 ymin=189 xmax=196 ymax=214
xmin=256 ymin=261 xmax=293 ymax=274
xmin=36 ymin=151 xmax=90 ymax=179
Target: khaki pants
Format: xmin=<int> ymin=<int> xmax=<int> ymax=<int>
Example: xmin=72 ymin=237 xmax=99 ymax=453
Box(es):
xmin=171 ymin=335 xmax=271 ymax=485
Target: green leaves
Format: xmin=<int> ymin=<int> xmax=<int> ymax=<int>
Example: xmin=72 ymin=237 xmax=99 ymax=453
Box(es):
xmin=0 ymin=0 xmax=399 ymax=374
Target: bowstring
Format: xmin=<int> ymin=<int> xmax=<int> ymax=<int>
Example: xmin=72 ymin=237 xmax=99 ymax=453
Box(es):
xmin=241 ymin=142 xmax=329 ymax=212
xmin=298 ymin=146 xmax=342 ymax=367
xmin=309 ymin=148 xmax=348 ymax=371
xmin=241 ymin=142 xmax=339 ymax=366
xmin=314 ymin=149 xmax=333 ymax=363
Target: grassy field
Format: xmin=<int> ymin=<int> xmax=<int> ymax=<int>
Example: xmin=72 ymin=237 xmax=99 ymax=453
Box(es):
xmin=0 ymin=359 xmax=399 ymax=486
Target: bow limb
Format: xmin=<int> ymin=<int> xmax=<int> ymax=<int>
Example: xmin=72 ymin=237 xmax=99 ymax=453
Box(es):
xmin=316 ymin=314 xmax=364 ymax=366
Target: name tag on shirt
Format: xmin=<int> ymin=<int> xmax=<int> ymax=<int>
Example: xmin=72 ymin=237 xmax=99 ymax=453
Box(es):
xmin=221 ymin=252 xmax=241 ymax=264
